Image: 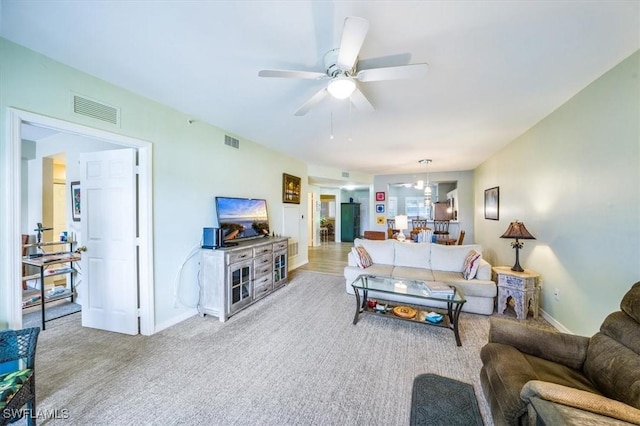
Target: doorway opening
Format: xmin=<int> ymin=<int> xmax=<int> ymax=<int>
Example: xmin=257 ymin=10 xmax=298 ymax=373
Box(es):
xmin=4 ymin=108 xmax=155 ymax=335
xmin=319 ymin=195 xmax=336 ymax=244
xmin=20 ymin=152 xmax=82 ymax=328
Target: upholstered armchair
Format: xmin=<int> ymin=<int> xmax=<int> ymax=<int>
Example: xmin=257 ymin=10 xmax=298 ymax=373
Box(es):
xmin=480 ymin=282 xmax=640 ymax=425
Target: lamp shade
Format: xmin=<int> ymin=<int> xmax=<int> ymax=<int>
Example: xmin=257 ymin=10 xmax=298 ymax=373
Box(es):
xmin=327 ymin=76 xmax=356 ymax=99
xmin=395 ymin=215 xmax=408 ymax=230
xmin=500 ymin=221 xmax=535 ymax=240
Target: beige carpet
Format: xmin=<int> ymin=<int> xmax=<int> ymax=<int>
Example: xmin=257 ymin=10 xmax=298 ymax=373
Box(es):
xmin=19 ymin=270 xmax=552 ymax=425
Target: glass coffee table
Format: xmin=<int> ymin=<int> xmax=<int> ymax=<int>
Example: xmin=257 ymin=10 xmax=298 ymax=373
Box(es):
xmin=351 ymin=275 xmax=467 ymax=346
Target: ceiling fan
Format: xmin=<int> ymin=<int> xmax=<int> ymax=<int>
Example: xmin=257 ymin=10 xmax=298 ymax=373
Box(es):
xmin=258 ymin=16 xmax=429 ymax=116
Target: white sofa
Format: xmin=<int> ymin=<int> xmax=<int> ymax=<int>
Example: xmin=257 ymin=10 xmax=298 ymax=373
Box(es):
xmin=344 ymin=238 xmax=497 ymax=315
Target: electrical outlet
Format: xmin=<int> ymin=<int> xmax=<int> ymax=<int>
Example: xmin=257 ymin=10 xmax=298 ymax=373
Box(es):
xmin=554 ymin=288 xmax=560 ymax=301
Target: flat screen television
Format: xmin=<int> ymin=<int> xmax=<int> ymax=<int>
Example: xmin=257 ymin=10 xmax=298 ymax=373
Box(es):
xmin=215 ymin=197 xmax=270 ymax=242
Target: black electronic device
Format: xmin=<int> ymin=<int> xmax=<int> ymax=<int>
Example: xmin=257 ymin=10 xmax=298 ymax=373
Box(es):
xmin=202 ymin=227 xmax=222 ymax=249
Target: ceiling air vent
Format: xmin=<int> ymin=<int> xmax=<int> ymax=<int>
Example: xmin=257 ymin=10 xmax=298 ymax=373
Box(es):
xmin=342 ymin=172 xmax=350 ymax=178
xmin=224 ymin=135 xmax=240 ymax=149
xmin=72 ymin=94 xmax=120 ymax=125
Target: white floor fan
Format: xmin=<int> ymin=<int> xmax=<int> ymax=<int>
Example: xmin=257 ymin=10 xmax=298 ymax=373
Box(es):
xmin=258 ymin=17 xmax=429 ymax=116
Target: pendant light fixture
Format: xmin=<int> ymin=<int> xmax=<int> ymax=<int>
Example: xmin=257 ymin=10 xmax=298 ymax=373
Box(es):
xmin=419 ymin=159 xmax=432 ymax=205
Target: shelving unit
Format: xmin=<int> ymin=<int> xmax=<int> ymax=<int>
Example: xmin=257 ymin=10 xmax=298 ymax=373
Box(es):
xmin=199 ymin=236 xmax=289 ymax=322
xmin=22 ymin=240 xmax=80 ymax=330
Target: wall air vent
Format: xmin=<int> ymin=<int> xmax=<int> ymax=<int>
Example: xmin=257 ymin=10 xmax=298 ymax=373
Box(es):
xmin=72 ymin=94 xmax=120 ymax=125
xmin=342 ymin=172 xmax=350 ymax=178
xmin=288 ymin=241 xmax=299 ymax=257
xmin=224 ymin=135 xmax=240 ymax=149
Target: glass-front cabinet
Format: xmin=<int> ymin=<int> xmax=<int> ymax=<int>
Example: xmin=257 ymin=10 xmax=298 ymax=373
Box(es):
xmin=228 ymin=259 xmax=252 ymax=314
xmin=274 ymin=249 xmax=287 ymax=289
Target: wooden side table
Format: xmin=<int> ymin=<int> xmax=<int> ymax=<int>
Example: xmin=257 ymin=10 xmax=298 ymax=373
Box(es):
xmin=492 ymin=266 xmax=541 ymax=320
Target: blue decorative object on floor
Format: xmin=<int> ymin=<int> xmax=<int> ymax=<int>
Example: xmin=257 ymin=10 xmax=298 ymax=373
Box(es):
xmin=410 ymin=373 xmax=484 ymax=426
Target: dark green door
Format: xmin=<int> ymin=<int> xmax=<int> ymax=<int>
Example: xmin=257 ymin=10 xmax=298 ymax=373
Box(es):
xmin=341 ymin=203 xmax=360 ymax=242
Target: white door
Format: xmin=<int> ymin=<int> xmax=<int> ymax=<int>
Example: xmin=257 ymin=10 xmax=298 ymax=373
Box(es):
xmin=80 ymin=148 xmax=138 ymax=335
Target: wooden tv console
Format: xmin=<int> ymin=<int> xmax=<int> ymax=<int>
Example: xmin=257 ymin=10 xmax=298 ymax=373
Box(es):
xmin=199 ymin=236 xmax=288 ymax=322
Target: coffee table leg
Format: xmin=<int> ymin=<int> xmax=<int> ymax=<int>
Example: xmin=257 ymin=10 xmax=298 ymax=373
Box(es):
xmin=352 ymin=285 xmax=362 ymax=324
xmin=449 ymin=301 xmax=464 ymax=346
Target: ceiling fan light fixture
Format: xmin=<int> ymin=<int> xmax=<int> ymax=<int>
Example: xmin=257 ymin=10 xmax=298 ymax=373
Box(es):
xmin=327 ymin=76 xmax=356 ymax=99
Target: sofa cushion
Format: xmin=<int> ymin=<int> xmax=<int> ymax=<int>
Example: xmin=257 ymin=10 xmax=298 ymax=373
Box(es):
xmin=393 ymin=242 xmax=431 ymax=269
xmin=583 ymin=331 xmax=640 ymax=409
xmin=391 ymin=266 xmax=435 ymax=282
xmin=462 ymin=249 xmax=482 ymax=280
xmin=475 ymin=259 xmax=492 ymax=280
xmin=352 ymin=238 xmax=395 ymax=265
xmin=431 ymin=244 xmax=483 ymax=272
xmin=344 ymin=265 xmax=394 ymax=293
xmin=0 ymin=369 xmax=32 ymax=409
xmin=352 ymin=246 xmax=373 ymax=268
xmin=621 ymin=281 xmax=640 ymax=324
xmin=432 ymin=271 xmax=497 ymax=298
xmin=599 ymin=311 xmax=640 ymax=355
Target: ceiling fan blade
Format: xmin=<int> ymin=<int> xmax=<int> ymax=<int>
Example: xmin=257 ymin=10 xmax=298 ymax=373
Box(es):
xmin=258 ymin=70 xmax=327 ymax=80
xmin=356 ymin=63 xmax=429 ymax=82
xmin=350 ymin=87 xmax=374 ymax=113
xmin=294 ymin=88 xmax=329 ymax=116
xmin=336 ymin=17 xmax=369 ymax=71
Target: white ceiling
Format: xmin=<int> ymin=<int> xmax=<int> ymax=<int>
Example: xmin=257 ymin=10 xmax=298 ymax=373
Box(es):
xmin=2 ymin=1 xmax=639 ymax=182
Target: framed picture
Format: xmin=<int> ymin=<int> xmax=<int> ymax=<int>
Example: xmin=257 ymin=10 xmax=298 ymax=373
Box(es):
xmin=376 ymin=216 xmax=386 ymax=225
xmin=375 ymin=203 xmax=385 ymax=213
xmin=71 ymin=181 xmax=81 ymax=222
xmin=375 ymin=191 xmax=385 ymax=201
xmin=282 ymin=173 xmax=301 ymax=204
xmin=484 ymin=186 xmax=499 ymax=220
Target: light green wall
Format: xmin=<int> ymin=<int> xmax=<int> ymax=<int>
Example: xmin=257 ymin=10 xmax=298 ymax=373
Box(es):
xmin=474 ymin=50 xmax=640 ymax=335
xmin=0 ymin=38 xmax=308 ymax=330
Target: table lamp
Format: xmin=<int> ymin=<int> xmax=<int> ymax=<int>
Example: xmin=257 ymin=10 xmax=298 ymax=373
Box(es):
xmin=395 ymin=215 xmax=408 ymax=242
xmin=500 ymin=221 xmax=535 ymax=272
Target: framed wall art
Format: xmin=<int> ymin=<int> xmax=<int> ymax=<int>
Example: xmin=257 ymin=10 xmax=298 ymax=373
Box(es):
xmin=375 ymin=203 xmax=385 ymax=213
xmin=282 ymin=173 xmax=301 ymax=204
xmin=71 ymin=181 xmax=81 ymax=222
xmin=484 ymin=186 xmax=499 ymax=220
xmin=375 ymin=191 xmax=385 ymax=201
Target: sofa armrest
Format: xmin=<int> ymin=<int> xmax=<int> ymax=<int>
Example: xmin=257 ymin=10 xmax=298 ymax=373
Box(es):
xmin=475 ymin=258 xmax=492 ymax=280
xmin=521 ymin=380 xmax=640 ymax=425
xmin=488 ymin=317 xmax=590 ymax=370
xmin=347 ymin=249 xmax=358 ymax=267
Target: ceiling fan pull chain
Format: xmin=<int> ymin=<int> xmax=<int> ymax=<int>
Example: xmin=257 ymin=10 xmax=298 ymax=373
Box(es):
xmin=330 ymin=112 xmax=334 ymax=140
xmin=348 ymin=101 xmax=353 ymax=142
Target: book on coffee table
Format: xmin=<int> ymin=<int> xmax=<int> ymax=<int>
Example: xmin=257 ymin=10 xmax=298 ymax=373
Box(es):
xmin=424 ymin=311 xmax=444 ymax=323
xmin=423 ymin=281 xmax=455 ymax=297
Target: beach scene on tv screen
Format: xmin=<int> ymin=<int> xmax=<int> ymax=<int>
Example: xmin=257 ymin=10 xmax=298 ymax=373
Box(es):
xmin=217 ymin=198 xmax=270 ymax=240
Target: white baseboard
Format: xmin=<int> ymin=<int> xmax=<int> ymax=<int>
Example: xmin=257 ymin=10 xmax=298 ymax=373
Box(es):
xmin=154 ymin=308 xmax=198 ymax=334
xmin=289 ymin=260 xmax=308 ymax=270
xmin=539 ymin=308 xmax=572 ymax=334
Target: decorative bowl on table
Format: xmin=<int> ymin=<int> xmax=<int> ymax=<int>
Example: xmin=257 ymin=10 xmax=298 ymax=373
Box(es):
xmin=392 ymin=305 xmax=417 ymax=319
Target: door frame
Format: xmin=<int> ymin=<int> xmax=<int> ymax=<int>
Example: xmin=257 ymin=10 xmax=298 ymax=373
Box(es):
xmin=4 ymin=108 xmax=155 ymax=335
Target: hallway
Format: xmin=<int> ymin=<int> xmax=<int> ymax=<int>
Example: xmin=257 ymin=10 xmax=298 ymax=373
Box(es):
xmin=296 ymin=242 xmax=351 ymax=275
